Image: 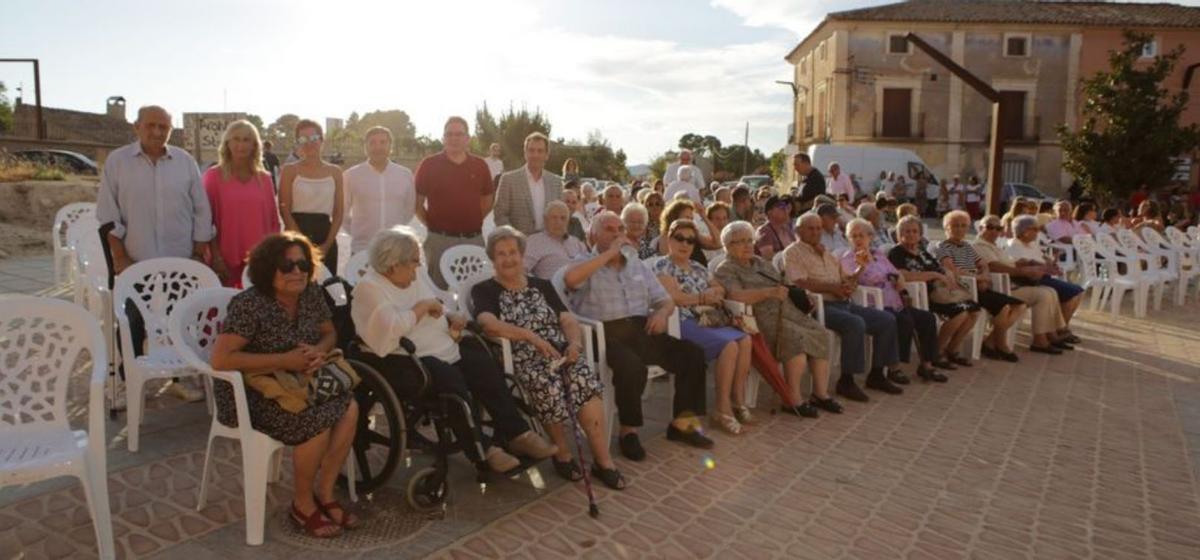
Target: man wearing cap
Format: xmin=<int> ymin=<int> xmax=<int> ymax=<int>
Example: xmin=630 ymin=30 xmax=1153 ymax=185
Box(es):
xmin=782 ymin=213 xmax=903 ymax=402
xmin=754 ymin=194 xmax=797 ymax=259
xmin=816 ymin=203 xmax=851 ymax=254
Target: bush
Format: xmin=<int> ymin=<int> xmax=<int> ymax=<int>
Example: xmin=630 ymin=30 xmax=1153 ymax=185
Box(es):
xmin=0 ymin=154 xmax=68 ymax=182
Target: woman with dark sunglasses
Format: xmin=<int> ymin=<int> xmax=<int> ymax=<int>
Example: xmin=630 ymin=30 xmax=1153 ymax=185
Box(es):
xmin=279 ymin=119 xmax=344 ymax=273
xmin=209 ymin=232 xmax=359 ymax=538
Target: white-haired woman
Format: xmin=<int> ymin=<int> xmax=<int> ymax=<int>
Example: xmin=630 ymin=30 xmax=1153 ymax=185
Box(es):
xmin=888 ymin=215 xmax=981 ymax=370
xmin=653 ymin=219 xmax=753 ymax=434
xmin=621 ymin=202 xmax=658 ymax=259
xmin=1004 ymin=215 xmax=1084 ymax=348
xmin=973 ymin=215 xmax=1073 ymax=354
xmin=204 ymin=119 xmax=280 ymax=286
xmin=841 ymin=219 xmax=946 ymax=382
xmin=715 ymin=221 xmax=840 ymax=417
xmin=472 ymin=227 xmax=625 ymax=489
xmin=350 ymin=228 xmax=557 ymax=474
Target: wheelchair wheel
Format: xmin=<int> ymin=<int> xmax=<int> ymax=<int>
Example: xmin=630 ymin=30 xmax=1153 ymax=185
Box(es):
xmin=338 ymin=359 xmax=405 ymax=493
xmin=406 ymin=467 xmax=448 ymax=511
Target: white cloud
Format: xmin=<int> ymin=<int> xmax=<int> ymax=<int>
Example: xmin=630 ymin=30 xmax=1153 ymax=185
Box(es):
xmin=710 ymin=0 xmax=833 ymax=35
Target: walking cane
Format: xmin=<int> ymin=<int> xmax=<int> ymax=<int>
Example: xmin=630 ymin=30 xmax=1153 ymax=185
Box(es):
xmin=553 ymin=356 xmax=600 ymax=518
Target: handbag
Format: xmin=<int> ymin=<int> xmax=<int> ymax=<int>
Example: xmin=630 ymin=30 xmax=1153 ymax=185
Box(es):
xmin=787 ymin=286 xmax=815 ymax=314
xmin=694 ymin=305 xmax=732 ymax=328
xmin=307 ymin=349 xmax=361 ymax=407
xmin=928 ymin=282 xmax=973 ymax=305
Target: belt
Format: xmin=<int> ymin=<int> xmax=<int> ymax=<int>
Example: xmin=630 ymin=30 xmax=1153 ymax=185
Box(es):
xmin=428 ymin=228 xmax=482 ymax=239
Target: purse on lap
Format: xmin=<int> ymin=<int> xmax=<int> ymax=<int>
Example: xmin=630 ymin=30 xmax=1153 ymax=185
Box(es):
xmin=307 ymin=349 xmax=361 ymax=407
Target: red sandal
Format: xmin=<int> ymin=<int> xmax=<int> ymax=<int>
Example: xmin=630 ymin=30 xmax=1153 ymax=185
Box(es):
xmin=290 ymin=503 xmax=343 ymax=538
xmin=318 ymin=499 xmax=360 ymax=530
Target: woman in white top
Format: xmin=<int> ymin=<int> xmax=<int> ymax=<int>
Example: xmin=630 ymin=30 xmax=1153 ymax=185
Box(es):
xmin=280 ymin=119 xmax=344 ymax=272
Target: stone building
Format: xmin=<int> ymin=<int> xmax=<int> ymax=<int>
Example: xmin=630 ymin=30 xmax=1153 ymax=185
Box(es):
xmin=783 ymin=0 xmax=1200 ymax=194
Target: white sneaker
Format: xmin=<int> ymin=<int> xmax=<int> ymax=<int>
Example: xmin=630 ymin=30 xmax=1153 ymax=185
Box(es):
xmin=166 ymin=379 xmax=205 ymax=403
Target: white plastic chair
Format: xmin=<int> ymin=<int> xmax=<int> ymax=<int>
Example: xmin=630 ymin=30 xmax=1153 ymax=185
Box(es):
xmin=1165 ymin=227 xmax=1200 ymax=302
xmin=53 ymin=202 xmax=96 ymax=287
xmin=170 ymin=288 xmax=355 ymax=546
xmin=1089 ymin=234 xmax=1152 ymax=317
xmin=114 ymin=258 xmax=221 ymax=451
xmin=342 ymin=251 xmax=372 ymax=286
xmin=1115 ymin=229 xmax=1174 ymax=311
xmin=0 ymin=298 xmax=115 ymax=559
xmin=1038 ymin=232 xmax=1076 ymax=280
xmin=439 ymin=245 xmax=491 ymax=301
xmin=67 ymin=215 xmax=102 ymax=310
xmin=1141 ymin=228 xmax=1196 ymax=305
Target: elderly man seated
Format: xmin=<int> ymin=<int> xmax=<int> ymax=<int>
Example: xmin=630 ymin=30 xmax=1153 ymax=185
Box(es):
xmin=350 ymin=228 xmax=557 ymax=473
xmin=783 ymin=213 xmax=903 ymax=401
xmin=524 ymin=201 xmax=588 ymax=280
xmin=815 ymin=203 xmax=850 ymax=255
xmin=564 ymin=211 xmax=713 ymax=461
xmin=857 ymin=202 xmax=894 ymax=250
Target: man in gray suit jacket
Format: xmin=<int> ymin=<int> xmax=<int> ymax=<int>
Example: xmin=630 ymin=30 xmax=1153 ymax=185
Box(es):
xmin=493 ymin=132 xmax=563 ymax=234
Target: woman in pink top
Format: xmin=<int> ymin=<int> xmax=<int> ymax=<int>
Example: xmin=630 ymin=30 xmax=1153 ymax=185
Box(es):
xmin=205 ymin=120 xmax=280 ymax=287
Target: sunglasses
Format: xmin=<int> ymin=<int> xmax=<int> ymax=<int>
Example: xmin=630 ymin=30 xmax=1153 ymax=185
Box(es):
xmin=277 ymin=258 xmax=314 ymax=274
xmin=295 ymin=133 xmax=323 ymax=146
xmin=671 ymin=235 xmax=697 ymax=245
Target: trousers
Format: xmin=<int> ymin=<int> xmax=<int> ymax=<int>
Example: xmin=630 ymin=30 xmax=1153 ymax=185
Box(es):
xmin=822 ymin=301 xmax=899 ymax=376
xmin=602 ymin=316 xmax=707 ymax=427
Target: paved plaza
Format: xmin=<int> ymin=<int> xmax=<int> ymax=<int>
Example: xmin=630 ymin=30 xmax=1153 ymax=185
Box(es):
xmin=2 ymin=254 xmax=1200 ymax=559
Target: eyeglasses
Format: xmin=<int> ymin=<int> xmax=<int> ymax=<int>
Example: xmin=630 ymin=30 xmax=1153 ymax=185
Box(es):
xmin=727 ymin=238 xmax=752 ymax=245
xmin=671 ymin=235 xmax=697 ymax=245
xmin=295 ymin=133 xmax=323 ymax=146
xmin=277 ymin=258 xmax=314 ymax=274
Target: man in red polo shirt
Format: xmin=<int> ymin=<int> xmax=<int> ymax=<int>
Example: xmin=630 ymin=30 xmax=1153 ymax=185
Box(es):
xmin=416 ymin=116 xmax=496 ymax=288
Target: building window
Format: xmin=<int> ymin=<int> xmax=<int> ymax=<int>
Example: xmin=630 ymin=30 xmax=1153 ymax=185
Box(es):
xmin=998 ymin=90 xmax=1027 ymax=140
xmin=887 ymin=32 xmax=911 ymax=55
xmin=881 ymin=88 xmax=913 ymax=137
xmin=800 ymin=56 xmax=807 ymax=76
xmin=1141 ymin=39 xmax=1158 ymax=58
xmin=819 ymin=41 xmax=828 ymax=61
xmin=1004 ymin=34 xmax=1029 ymax=57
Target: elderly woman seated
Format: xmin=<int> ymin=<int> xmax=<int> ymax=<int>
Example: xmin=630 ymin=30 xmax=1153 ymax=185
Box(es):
xmin=621 ymin=202 xmax=658 ymax=260
xmin=935 ymin=210 xmax=1027 ymax=362
xmin=1003 ymin=215 xmax=1084 ymax=349
xmin=972 ymin=215 xmax=1074 ymax=353
xmin=888 ymin=216 xmax=982 ymax=370
xmin=470 ymin=226 xmax=625 ymax=489
xmin=841 ymin=219 xmax=946 ymax=382
xmin=210 ymin=232 xmax=360 ymax=538
xmin=652 ymin=219 xmax=754 ymax=434
xmin=350 ymin=228 xmax=557 ymax=474
xmin=524 ymin=201 xmax=588 ymax=280
xmin=715 ymin=221 xmax=842 ymax=417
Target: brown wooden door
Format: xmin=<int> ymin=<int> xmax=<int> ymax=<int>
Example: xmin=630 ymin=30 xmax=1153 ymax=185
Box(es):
xmin=999 ymin=90 xmax=1026 ymax=141
xmin=881 ymin=88 xmax=912 ymax=137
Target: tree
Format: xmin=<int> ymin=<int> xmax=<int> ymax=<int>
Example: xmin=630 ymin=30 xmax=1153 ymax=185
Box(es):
xmin=1058 ymin=31 xmax=1199 ymax=205
xmin=649 ymin=151 xmax=679 ymax=182
xmin=352 ymin=109 xmax=418 ymax=155
xmin=265 ymin=113 xmax=301 ymax=152
xmin=769 ymin=149 xmax=789 ymax=184
xmin=677 ymin=133 xmax=721 ymax=158
xmin=0 ymin=82 xmax=12 ymax=134
xmin=473 ymin=103 xmax=552 ymax=169
xmin=245 ymin=114 xmax=265 ymax=136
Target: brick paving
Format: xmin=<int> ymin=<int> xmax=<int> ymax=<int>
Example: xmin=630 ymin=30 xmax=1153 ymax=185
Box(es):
xmin=3 ymin=253 xmax=1200 ymax=559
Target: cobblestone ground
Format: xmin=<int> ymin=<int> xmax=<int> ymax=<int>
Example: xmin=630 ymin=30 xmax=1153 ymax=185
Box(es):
xmin=3 ymin=254 xmax=1200 ymax=559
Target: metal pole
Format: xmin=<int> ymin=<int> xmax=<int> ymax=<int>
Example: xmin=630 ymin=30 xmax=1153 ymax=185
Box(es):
xmin=0 ymin=58 xmax=44 ymax=140
xmin=742 ymin=122 xmax=749 ymax=176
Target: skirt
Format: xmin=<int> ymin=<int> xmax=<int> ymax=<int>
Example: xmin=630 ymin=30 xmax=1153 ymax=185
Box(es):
xmin=679 ymin=317 xmax=748 ymax=361
xmin=978 ymin=289 xmax=1024 ymax=316
xmin=293 ymin=212 xmax=338 ymax=273
xmin=215 ymin=380 xmax=350 ymax=446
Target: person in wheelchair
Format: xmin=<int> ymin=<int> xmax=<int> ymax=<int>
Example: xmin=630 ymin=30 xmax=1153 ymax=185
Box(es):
xmin=209 ymin=232 xmax=359 ymax=538
xmin=350 ymin=228 xmax=557 ymax=473
xmin=472 ymin=227 xmax=626 ymax=490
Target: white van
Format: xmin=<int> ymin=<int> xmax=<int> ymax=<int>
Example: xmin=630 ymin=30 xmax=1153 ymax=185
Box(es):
xmin=807 ymin=144 xmax=939 ymax=188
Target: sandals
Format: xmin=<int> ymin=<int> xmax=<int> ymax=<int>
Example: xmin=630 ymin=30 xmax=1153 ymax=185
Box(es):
xmin=711 ymin=412 xmax=744 ymax=435
xmin=317 ymin=498 xmax=359 ymax=530
xmin=590 ymin=464 xmax=628 ymax=490
xmin=733 ymin=405 xmax=756 ymax=425
xmin=291 ymin=502 xmax=342 ymax=538
xmin=552 ymin=457 xmax=584 ymax=482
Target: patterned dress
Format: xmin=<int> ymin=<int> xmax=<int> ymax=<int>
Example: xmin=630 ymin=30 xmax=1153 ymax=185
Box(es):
xmin=714 ymin=257 xmax=829 ymax=362
xmin=652 ymin=257 xmax=747 ymax=360
xmin=216 ymin=284 xmax=351 ymax=445
xmin=471 ymin=277 xmax=603 ymax=424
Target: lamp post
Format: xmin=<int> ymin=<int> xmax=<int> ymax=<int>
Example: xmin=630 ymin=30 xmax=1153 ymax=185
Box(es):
xmin=0 ymin=58 xmax=43 ymax=139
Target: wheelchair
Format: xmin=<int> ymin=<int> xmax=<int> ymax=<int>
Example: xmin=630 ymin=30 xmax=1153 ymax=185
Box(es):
xmin=321 ymin=278 xmax=540 ymax=511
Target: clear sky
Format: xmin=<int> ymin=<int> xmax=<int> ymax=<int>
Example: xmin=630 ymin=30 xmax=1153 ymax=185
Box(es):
xmin=2 ymin=0 xmax=1195 ymax=164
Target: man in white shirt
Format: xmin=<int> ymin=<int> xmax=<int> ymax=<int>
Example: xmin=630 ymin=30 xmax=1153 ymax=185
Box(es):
xmin=947 ymin=175 xmax=966 ymax=212
xmin=826 ymin=162 xmax=855 ymax=201
xmin=484 ymin=142 xmax=504 ymax=180
xmin=493 ymin=132 xmax=562 ymax=235
xmin=343 ymin=126 xmax=416 ymax=253
xmin=664 ymin=165 xmax=703 ymax=206
xmin=663 ymin=149 xmax=705 ymax=194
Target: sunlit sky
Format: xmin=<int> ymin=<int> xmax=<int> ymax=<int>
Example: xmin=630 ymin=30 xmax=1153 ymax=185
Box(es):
xmin=2 ymin=0 xmax=1196 ymax=164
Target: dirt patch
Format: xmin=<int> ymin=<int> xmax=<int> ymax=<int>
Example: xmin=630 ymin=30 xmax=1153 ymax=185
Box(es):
xmin=0 ymin=178 xmax=98 ymax=258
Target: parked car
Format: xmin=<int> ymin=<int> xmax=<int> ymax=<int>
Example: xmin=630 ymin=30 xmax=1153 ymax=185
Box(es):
xmin=14 ymin=149 xmax=99 ymax=175
xmin=738 ymin=174 xmax=772 ymax=190
xmin=1000 ymin=182 xmax=1055 ymax=209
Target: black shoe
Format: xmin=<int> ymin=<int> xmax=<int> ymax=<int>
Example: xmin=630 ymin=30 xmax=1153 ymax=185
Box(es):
xmin=949 ymin=353 xmax=973 ymax=367
xmin=809 ymin=396 xmax=844 ymax=414
xmin=917 ymin=366 xmax=948 ymax=383
xmin=781 ymin=403 xmax=819 ymax=418
xmin=666 ymin=424 xmax=715 ymax=450
xmin=552 ymin=457 xmax=583 ymax=482
xmin=865 ymin=372 xmax=904 ymax=395
xmin=981 ymin=345 xmax=1003 ymax=360
xmin=1051 ymin=340 xmax=1075 ymax=351
xmin=1060 ymin=333 xmax=1081 ymax=344
xmin=887 ymin=371 xmax=911 ymax=385
xmin=836 ymin=377 xmax=870 ymax=402
xmin=619 ymin=433 xmax=646 ymax=462
xmin=1030 ymin=345 xmax=1063 ymax=355
xmin=999 ymin=350 xmax=1019 ymax=362
xmin=932 ymin=359 xmax=958 ymax=371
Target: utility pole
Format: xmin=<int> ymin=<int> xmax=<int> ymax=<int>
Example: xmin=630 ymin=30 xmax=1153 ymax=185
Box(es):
xmin=742 ymin=122 xmax=749 ymax=176
xmin=0 ymin=58 xmax=44 ymax=139
xmin=904 ymin=33 xmax=1007 ymax=215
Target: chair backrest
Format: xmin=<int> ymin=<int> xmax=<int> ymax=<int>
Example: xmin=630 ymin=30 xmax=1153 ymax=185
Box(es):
xmin=1165 ymin=226 xmax=1191 ymax=247
xmin=455 ymin=272 xmax=495 ymax=317
xmin=114 ymin=258 xmax=221 ymax=355
xmin=550 ymin=266 xmax=574 ymax=313
xmin=342 ymin=251 xmax=372 ymax=286
xmin=1115 ymin=228 xmax=1144 ymax=251
xmin=53 ymin=202 xmax=96 ymax=250
xmin=707 ymin=253 xmax=726 ymax=275
xmin=0 ymin=298 xmax=104 ymax=433
xmin=1141 ymin=227 xmax=1171 ymax=250
xmin=68 ymin=217 xmax=104 ymax=274
xmin=1072 ymin=234 xmax=1100 ymax=283
xmin=1188 ymin=226 xmax=1199 ymax=240
xmin=242 ymin=261 xmax=331 ymax=289
xmin=771 ymin=251 xmax=786 ymax=274
xmin=168 ymin=288 xmax=240 ymax=371
xmin=439 ymin=245 xmax=491 ymax=293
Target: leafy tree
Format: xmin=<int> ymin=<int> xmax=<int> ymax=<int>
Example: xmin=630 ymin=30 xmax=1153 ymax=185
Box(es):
xmin=245 ymin=114 xmax=265 ymax=136
xmin=0 ymin=82 xmax=12 ymax=134
xmin=769 ymin=149 xmax=789 ymax=184
xmin=473 ymin=103 xmax=552 ymax=168
xmin=265 ymin=113 xmax=301 ymax=152
xmin=1059 ymin=31 xmax=1199 ymax=204
xmin=550 ymin=130 xmax=628 ymax=182
xmin=649 ymin=151 xmax=679 ymax=182
xmin=677 ymin=133 xmax=721 ymax=158
xmin=351 ymin=109 xmax=418 ymax=155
